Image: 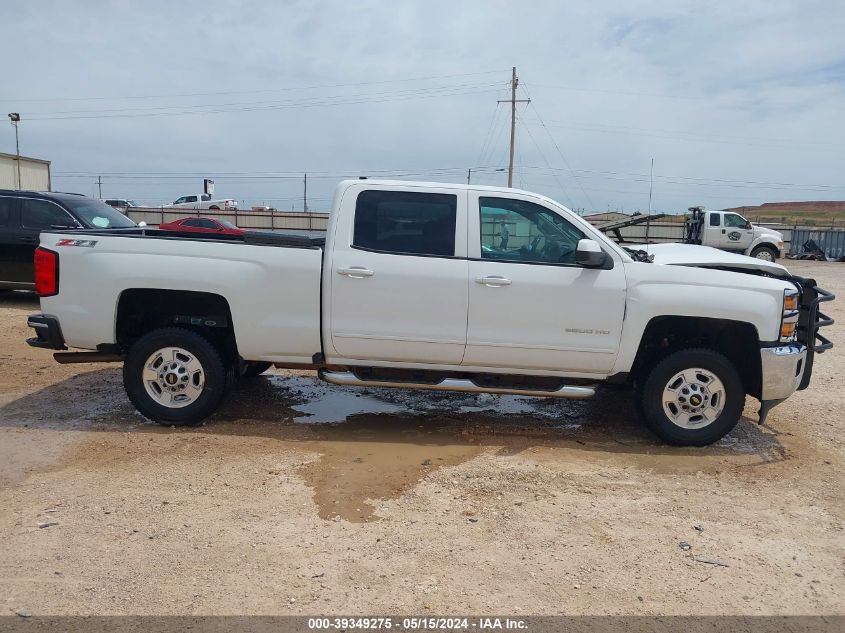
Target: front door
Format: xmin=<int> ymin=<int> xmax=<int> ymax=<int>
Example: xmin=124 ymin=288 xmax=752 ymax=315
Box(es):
xmin=720 ymin=212 xmax=754 ymax=252
xmin=328 ymin=187 xmax=469 ymax=365
xmin=464 ymin=193 xmax=627 ymax=374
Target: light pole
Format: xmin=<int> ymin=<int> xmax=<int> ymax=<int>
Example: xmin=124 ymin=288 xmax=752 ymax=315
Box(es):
xmin=7 ymin=113 xmax=21 ymax=190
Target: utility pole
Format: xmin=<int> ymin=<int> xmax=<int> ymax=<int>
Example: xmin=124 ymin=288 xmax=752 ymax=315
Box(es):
xmin=7 ymin=113 xmax=21 ymax=190
xmin=303 ymin=172 xmax=308 ymax=213
xmin=467 ymin=168 xmax=471 ymax=185
xmin=497 ymin=67 xmax=530 ymax=188
xmin=646 ymin=158 xmax=654 ymax=244
xmin=97 ymin=175 xmax=102 ymax=199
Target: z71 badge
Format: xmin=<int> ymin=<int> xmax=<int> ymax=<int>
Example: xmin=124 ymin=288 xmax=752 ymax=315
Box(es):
xmin=56 ymin=239 xmax=98 ymax=248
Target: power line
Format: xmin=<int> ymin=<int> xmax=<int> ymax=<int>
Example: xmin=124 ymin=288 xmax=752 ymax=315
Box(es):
xmin=523 ymin=119 xmax=845 ymax=151
xmin=26 ymin=84 xmax=503 ymax=121
xmin=26 ymin=81 xmax=503 ymax=116
xmin=520 ymin=80 xmax=594 ymax=209
xmin=7 ymin=69 xmax=510 ymax=103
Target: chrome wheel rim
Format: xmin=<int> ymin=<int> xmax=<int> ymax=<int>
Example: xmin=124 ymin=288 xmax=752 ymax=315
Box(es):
xmin=754 ymin=250 xmax=775 ymax=262
xmin=662 ymin=368 xmax=725 ymax=429
xmin=143 ymin=347 xmax=205 ymax=408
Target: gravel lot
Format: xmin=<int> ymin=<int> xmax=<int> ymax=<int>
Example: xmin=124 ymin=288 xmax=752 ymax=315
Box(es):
xmin=0 ymin=260 xmax=842 ymax=616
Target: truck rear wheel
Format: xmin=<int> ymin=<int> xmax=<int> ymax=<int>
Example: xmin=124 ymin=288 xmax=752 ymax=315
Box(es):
xmin=639 ymin=348 xmax=745 ymax=446
xmin=750 ymin=245 xmax=777 ymax=262
xmin=123 ymin=327 xmax=229 ymax=426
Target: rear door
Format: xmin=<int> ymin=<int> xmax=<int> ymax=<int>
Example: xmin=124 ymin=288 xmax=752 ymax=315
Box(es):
xmin=0 ymin=196 xmax=28 ymax=284
xmin=17 ymin=198 xmax=80 ymax=282
xmin=328 ymin=187 xmax=469 ymax=364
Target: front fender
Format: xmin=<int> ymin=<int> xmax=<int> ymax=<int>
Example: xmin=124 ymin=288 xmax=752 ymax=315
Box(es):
xmin=613 ymin=263 xmax=788 ymax=374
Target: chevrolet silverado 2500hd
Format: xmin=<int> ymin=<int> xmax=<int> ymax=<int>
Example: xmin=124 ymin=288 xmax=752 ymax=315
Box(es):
xmin=25 ymin=180 xmax=833 ymax=446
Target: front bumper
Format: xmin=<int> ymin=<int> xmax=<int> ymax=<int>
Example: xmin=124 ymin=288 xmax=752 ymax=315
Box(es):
xmin=760 ymin=344 xmax=806 ymax=401
xmin=26 ymin=314 xmax=66 ymax=350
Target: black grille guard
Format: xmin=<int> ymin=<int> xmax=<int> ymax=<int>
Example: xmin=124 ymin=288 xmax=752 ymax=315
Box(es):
xmin=787 ymin=275 xmax=835 ymax=390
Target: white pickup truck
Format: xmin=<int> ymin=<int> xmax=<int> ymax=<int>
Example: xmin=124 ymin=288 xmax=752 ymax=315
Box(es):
xmin=684 ymin=206 xmax=785 ymax=262
xmin=26 ymin=180 xmax=833 ymax=446
xmin=163 ymin=194 xmax=238 ymax=211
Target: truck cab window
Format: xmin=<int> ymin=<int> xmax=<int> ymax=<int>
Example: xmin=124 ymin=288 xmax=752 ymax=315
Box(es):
xmin=709 ymin=214 xmax=720 ymax=227
xmin=724 ymin=213 xmax=748 ymax=228
xmin=479 ymin=197 xmax=584 ymax=265
xmin=353 ymin=190 xmax=457 ymax=257
xmin=201 ymin=194 xmax=211 ymax=201
xmin=186 ymin=196 xmax=198 ymax=203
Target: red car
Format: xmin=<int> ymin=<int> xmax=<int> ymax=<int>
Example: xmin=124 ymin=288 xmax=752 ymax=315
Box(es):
xmin=158 ymin=217 xmax=244 ymax=236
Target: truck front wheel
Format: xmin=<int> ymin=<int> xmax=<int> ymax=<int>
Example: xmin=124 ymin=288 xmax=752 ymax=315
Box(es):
xmin=639 ymin=349 xmax=745 ymax=446
xmin=123 ymin=327 xmax=229 ymax=426
xmin=750 ymin=245 xmax=777 ymax=262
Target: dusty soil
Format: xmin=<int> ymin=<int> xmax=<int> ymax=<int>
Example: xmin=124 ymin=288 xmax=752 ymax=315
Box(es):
xmin=0 ymin=260 xmax=842 ymax=616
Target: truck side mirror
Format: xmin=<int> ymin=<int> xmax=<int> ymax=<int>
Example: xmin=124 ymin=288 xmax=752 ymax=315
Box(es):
xmin=745 ymin=221 xmax=752 ymax=229
xmin=575 ymin=239 xmax=609 ymax=269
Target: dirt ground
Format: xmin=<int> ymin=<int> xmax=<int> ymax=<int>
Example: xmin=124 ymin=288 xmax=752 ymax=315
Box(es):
xmin=0 ymin=260 xmax=842 ymax=616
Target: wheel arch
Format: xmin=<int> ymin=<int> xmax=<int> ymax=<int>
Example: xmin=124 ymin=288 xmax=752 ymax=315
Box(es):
xmin=115 ymin=289 xmax=238 ymax=365
xmin=630 ymin=315 xmax=762 ymax=399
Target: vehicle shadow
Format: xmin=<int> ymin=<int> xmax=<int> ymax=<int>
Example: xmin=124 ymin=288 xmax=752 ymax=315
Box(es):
xmin=0 ymin=289 xmax=39 ymax=309
xmin=0 ymin=366 xmax=788 ymax=464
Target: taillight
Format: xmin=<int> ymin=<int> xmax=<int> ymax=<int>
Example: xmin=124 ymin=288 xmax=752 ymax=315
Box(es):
xmin=34 ymin=247 xmax=59 ymax=297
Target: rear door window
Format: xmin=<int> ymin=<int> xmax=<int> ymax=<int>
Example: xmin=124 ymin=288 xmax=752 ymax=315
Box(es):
xmin=352 ymin=190 xmax=457 ymax=257
xmin=20 ymin=199 xmax=78 ymax=230
xmin=709 ymin=214 xmax=720 ymax=227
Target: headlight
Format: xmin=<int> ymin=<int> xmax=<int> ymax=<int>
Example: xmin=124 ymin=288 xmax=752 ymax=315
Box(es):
xmin=781 ymin=289 xmax=800 ymax=342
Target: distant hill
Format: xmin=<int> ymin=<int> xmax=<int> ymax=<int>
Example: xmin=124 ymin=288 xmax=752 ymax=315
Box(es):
xmin=722 ymin=201 xmax=845 ymax=224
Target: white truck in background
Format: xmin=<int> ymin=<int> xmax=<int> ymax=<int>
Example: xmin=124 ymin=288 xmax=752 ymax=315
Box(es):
xmin=26 ymin=180 xmax=833 ymax=446
xmin=164 ymin=194 xmax=238 ymax=211
xmin=685 ymin=206 xmax=785 ymax=262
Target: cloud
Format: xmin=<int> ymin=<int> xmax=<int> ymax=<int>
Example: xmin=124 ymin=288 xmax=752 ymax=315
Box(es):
xmin=4 ymin=0 xmax=844 ymax=212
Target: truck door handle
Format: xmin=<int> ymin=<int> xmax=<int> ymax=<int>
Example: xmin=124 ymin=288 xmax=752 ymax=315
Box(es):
xmin=337 ymin=267 xmax=374 ymax=278
xmin=476 ymin=275 xmax=512 ymax=287
xmin=721 ymin=229 xmax=726 ymax=234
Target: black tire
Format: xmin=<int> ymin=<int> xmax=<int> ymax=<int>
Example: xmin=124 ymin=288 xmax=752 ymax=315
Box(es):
xmin=241 ymin=361 xmax=272 ymax=378
xmin=639 ymin=348 xmax=745 ymax=446
xmin=750 ymin=245 xmax=777 ymax=262
xmin=123 ymin=327 xmax=229 ymax=426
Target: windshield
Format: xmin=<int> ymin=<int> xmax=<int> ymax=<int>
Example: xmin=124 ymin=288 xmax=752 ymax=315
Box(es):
xmin=62 ymin=198 xmax=137 ymax=229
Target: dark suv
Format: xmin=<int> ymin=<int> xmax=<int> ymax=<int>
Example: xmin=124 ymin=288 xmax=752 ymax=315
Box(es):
xmin=0 ymin=190 xmax=137 ymax=290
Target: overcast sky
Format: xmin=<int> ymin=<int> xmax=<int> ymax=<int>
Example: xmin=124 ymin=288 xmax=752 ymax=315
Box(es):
xmin=4 ymin=0 xmax=844 ymax=213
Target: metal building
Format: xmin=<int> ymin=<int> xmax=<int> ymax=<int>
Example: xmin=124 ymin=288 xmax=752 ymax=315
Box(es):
xmin=0 ymin=152 xmax=51 ymax=191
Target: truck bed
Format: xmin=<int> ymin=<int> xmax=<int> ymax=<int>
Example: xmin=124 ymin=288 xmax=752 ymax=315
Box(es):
xmin=51 ymin=227 xmax=326 ymax=249
xmin=37 ymin=228 xmax=325 ymax=364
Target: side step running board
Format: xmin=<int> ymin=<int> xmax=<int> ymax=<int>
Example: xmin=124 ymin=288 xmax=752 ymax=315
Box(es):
xmin=318 ymin=370 xmax=596 ymax=399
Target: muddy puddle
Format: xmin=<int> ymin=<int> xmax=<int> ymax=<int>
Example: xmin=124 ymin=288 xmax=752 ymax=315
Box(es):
xmin=0 ymin=369 xmax=789 ymax=523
